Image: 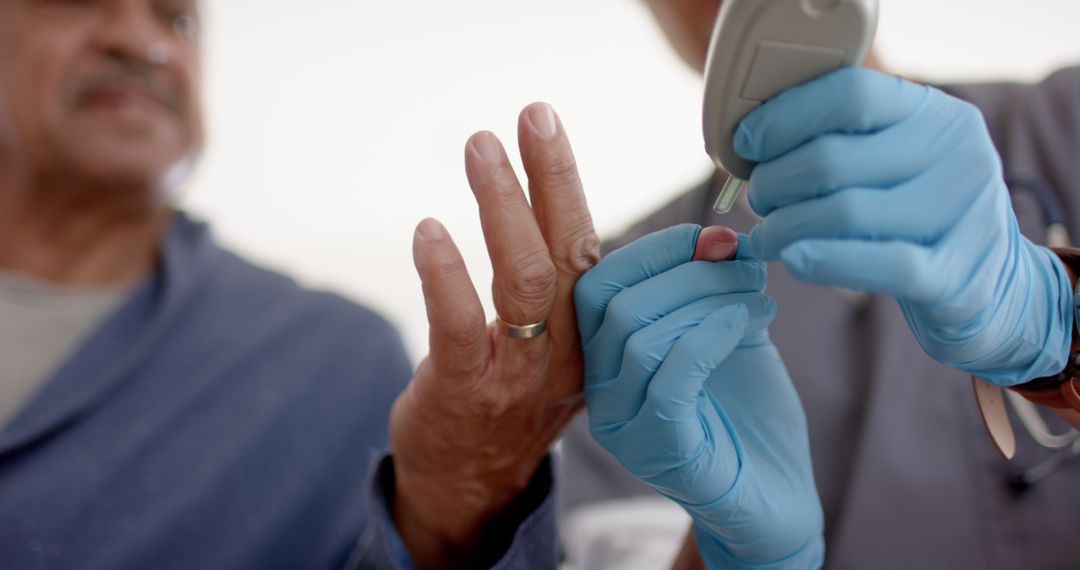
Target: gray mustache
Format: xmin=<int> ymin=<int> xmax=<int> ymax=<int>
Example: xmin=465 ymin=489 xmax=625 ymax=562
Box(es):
xmin=73 ymin=65 xmax=182 ymax=112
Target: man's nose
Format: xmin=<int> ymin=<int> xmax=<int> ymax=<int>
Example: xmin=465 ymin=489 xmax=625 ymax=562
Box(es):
xmin=90 ymin=0 xmax=176 ymax=68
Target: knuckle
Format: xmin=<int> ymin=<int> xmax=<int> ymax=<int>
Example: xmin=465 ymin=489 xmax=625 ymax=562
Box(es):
xmin=808 ymin=135 xmax=846 ymax=190
xmin=537 ymin=153 xmax=581 ymax=188
xmin=605 ymin=294 xmax=640 ymax=331
xmin=956 ymin=100 xmax=987 ymax=130
xmin=643 ymin=372 xmax=675 ymax=406
xmin=604 ymin=300 xmax=647 ymax=341
xmin=506 ymin=251 xmax=557 ymax=304
xmin=830 ymin=192 xmax=864 ymax=229
xmin=588 ymin=417 xmax=621 ymax=445
xmin=444 ymin=316 xmax=486 ymax=350
xmin=896 ymin=249 xmax=930 ymax=300
xmin=556 ymin=226 xmax=602 ymax=275
xmin=949 ymin=103 xmax=1001 ymax=183
xmin=425 ymin=254 xmax=463 ymax=277
xmin=971 ymin=141 xmax=1003 ymax=178
xmin=667 ymin=333 xmax=705 ymax=366
xmin=434 ymin=344 xmax=485 ymax=378
xmin=574 ymin=271 xmax=604 ymax=311
xmin=623 ymin=333 xmax=656 ymax=370
xmin=488 ymin=178 xmax=522 ymax=202
xmin=847 ymin=81 xmax=878 ymax=129
xmin=434 ymin=323 xmax=486 ymax=362
xmin=750 ymin=261 xmax=769 ymax=290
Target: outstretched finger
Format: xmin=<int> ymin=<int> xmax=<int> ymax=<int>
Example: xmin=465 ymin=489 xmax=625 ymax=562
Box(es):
xmin=518 ymin=103 xmax=601 ymax=356
xmin=466 ymin=131 xmax=557 ymax=331
xmin=412 ymin=218 xmax=489 ymax=378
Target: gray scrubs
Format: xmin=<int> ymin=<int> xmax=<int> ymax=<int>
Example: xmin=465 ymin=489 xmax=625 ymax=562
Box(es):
xmin=559 ymin=66 xmax=1080 ymax=569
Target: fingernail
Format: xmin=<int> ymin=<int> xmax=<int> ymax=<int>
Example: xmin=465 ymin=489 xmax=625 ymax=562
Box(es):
xmin=470 ymin=131 xmax=504 ymax=163
xmin=416 ymin=218 xmax=445 ymax=240
xmin=707 ymin=241 xmax=738 ymax=261
xmin=694 ymin=226 xmax=739 ymax=262
xmin=527 ymin=103 xmax=558 ymax=139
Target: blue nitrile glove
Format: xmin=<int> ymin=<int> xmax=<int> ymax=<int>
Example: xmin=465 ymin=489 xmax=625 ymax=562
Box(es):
xmin=737 ymin=68 xmax=1075 ymax=387
xmin=575 ymin=224 xmax=824 ymax=570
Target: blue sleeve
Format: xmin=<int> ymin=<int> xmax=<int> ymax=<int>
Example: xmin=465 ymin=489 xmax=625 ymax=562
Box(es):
xmin=348 ymin=453 xmax=559 ymax=569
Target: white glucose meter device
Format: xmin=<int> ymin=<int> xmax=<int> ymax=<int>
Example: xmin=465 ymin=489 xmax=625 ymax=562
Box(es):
xmin=703 ymin=0 xmax=879 ymax=214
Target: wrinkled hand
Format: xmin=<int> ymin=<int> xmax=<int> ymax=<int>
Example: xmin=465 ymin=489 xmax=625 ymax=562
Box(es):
xmin=739 ymin=68 xmax=1074 ymax=386
xmin=575 ymin=225 xmax=824 ymax=569
xmin=390 ymin=103 xmax=600 ymax=567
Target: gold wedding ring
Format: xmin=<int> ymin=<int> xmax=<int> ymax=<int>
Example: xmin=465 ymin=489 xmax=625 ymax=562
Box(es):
xmin=496 ymin=317 xmax=549 ymax=340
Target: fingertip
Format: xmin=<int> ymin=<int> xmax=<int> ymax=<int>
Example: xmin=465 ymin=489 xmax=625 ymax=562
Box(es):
xmin=413 ymin=218 xmax=443 ymax=271
xmin=466 ymin=130 xmax=505 ymax=164
xmin=746 ymin=178 xmax=770 ymax=218
xmin=734 ymin=121 xmax=757 ymax=160
xmin=415 ymin=218 xmax=446 ymax=241
xmin=412 ymin=218 xmax=460 ymax=274
xmin=694 ymin=226 xmax=740 ymax=262
xmin=522 ymin=102 xmax=559 ymax=140
xmin=739 ymin=232 xmax=764 ymax=262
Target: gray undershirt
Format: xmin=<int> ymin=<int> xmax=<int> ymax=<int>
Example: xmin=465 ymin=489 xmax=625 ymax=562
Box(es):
xmin=0 ymin=271 xmax=126 ymax=430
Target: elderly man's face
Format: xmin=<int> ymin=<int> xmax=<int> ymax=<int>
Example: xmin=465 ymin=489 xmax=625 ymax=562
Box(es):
xmin=0 ymin=0 xmax=202 ymax=188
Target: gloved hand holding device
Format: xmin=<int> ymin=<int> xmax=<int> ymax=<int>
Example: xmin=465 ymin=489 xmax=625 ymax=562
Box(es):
xmin=575 ymin=225 xmax=824 ymax=569
xmin=739 ymin=68 xmax=1075 ymax=386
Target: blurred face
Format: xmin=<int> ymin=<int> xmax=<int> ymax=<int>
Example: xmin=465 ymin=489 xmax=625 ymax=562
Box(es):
xmin=0 ymin=0 xmax=202 ymax=189
xmin=641 ymin=0 xmax=722 ymax=73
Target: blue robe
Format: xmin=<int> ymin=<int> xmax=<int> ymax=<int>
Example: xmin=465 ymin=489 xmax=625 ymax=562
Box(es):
xmin=0 ymin=214 xmax=557 ymax=569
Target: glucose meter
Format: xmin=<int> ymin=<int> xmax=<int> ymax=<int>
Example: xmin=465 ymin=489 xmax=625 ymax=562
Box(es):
xmin=703 ymin=0 xmax=879 ymax=214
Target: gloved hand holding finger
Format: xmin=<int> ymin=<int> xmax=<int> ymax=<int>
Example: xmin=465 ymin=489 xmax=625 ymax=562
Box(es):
xmin=735 ymin=67 xmax=1074 ymax=386
xmin=575 ymin=224 xmax=743 ymax=342
xmin=583 ymin=260 xmax=767 ymax=386
xmin=583 ymin=291 xmax=775 ymax=431
xmin=575 ymin=225 xmax=824 ymax=570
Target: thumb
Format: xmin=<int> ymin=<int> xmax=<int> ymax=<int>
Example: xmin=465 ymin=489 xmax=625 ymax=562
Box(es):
xmin=412 ymin=218 xmax=489 ymax=377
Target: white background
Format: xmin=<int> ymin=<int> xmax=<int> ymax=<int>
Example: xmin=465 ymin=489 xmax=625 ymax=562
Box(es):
xmin=182 ymin=0 xmax=1080 ymax=361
